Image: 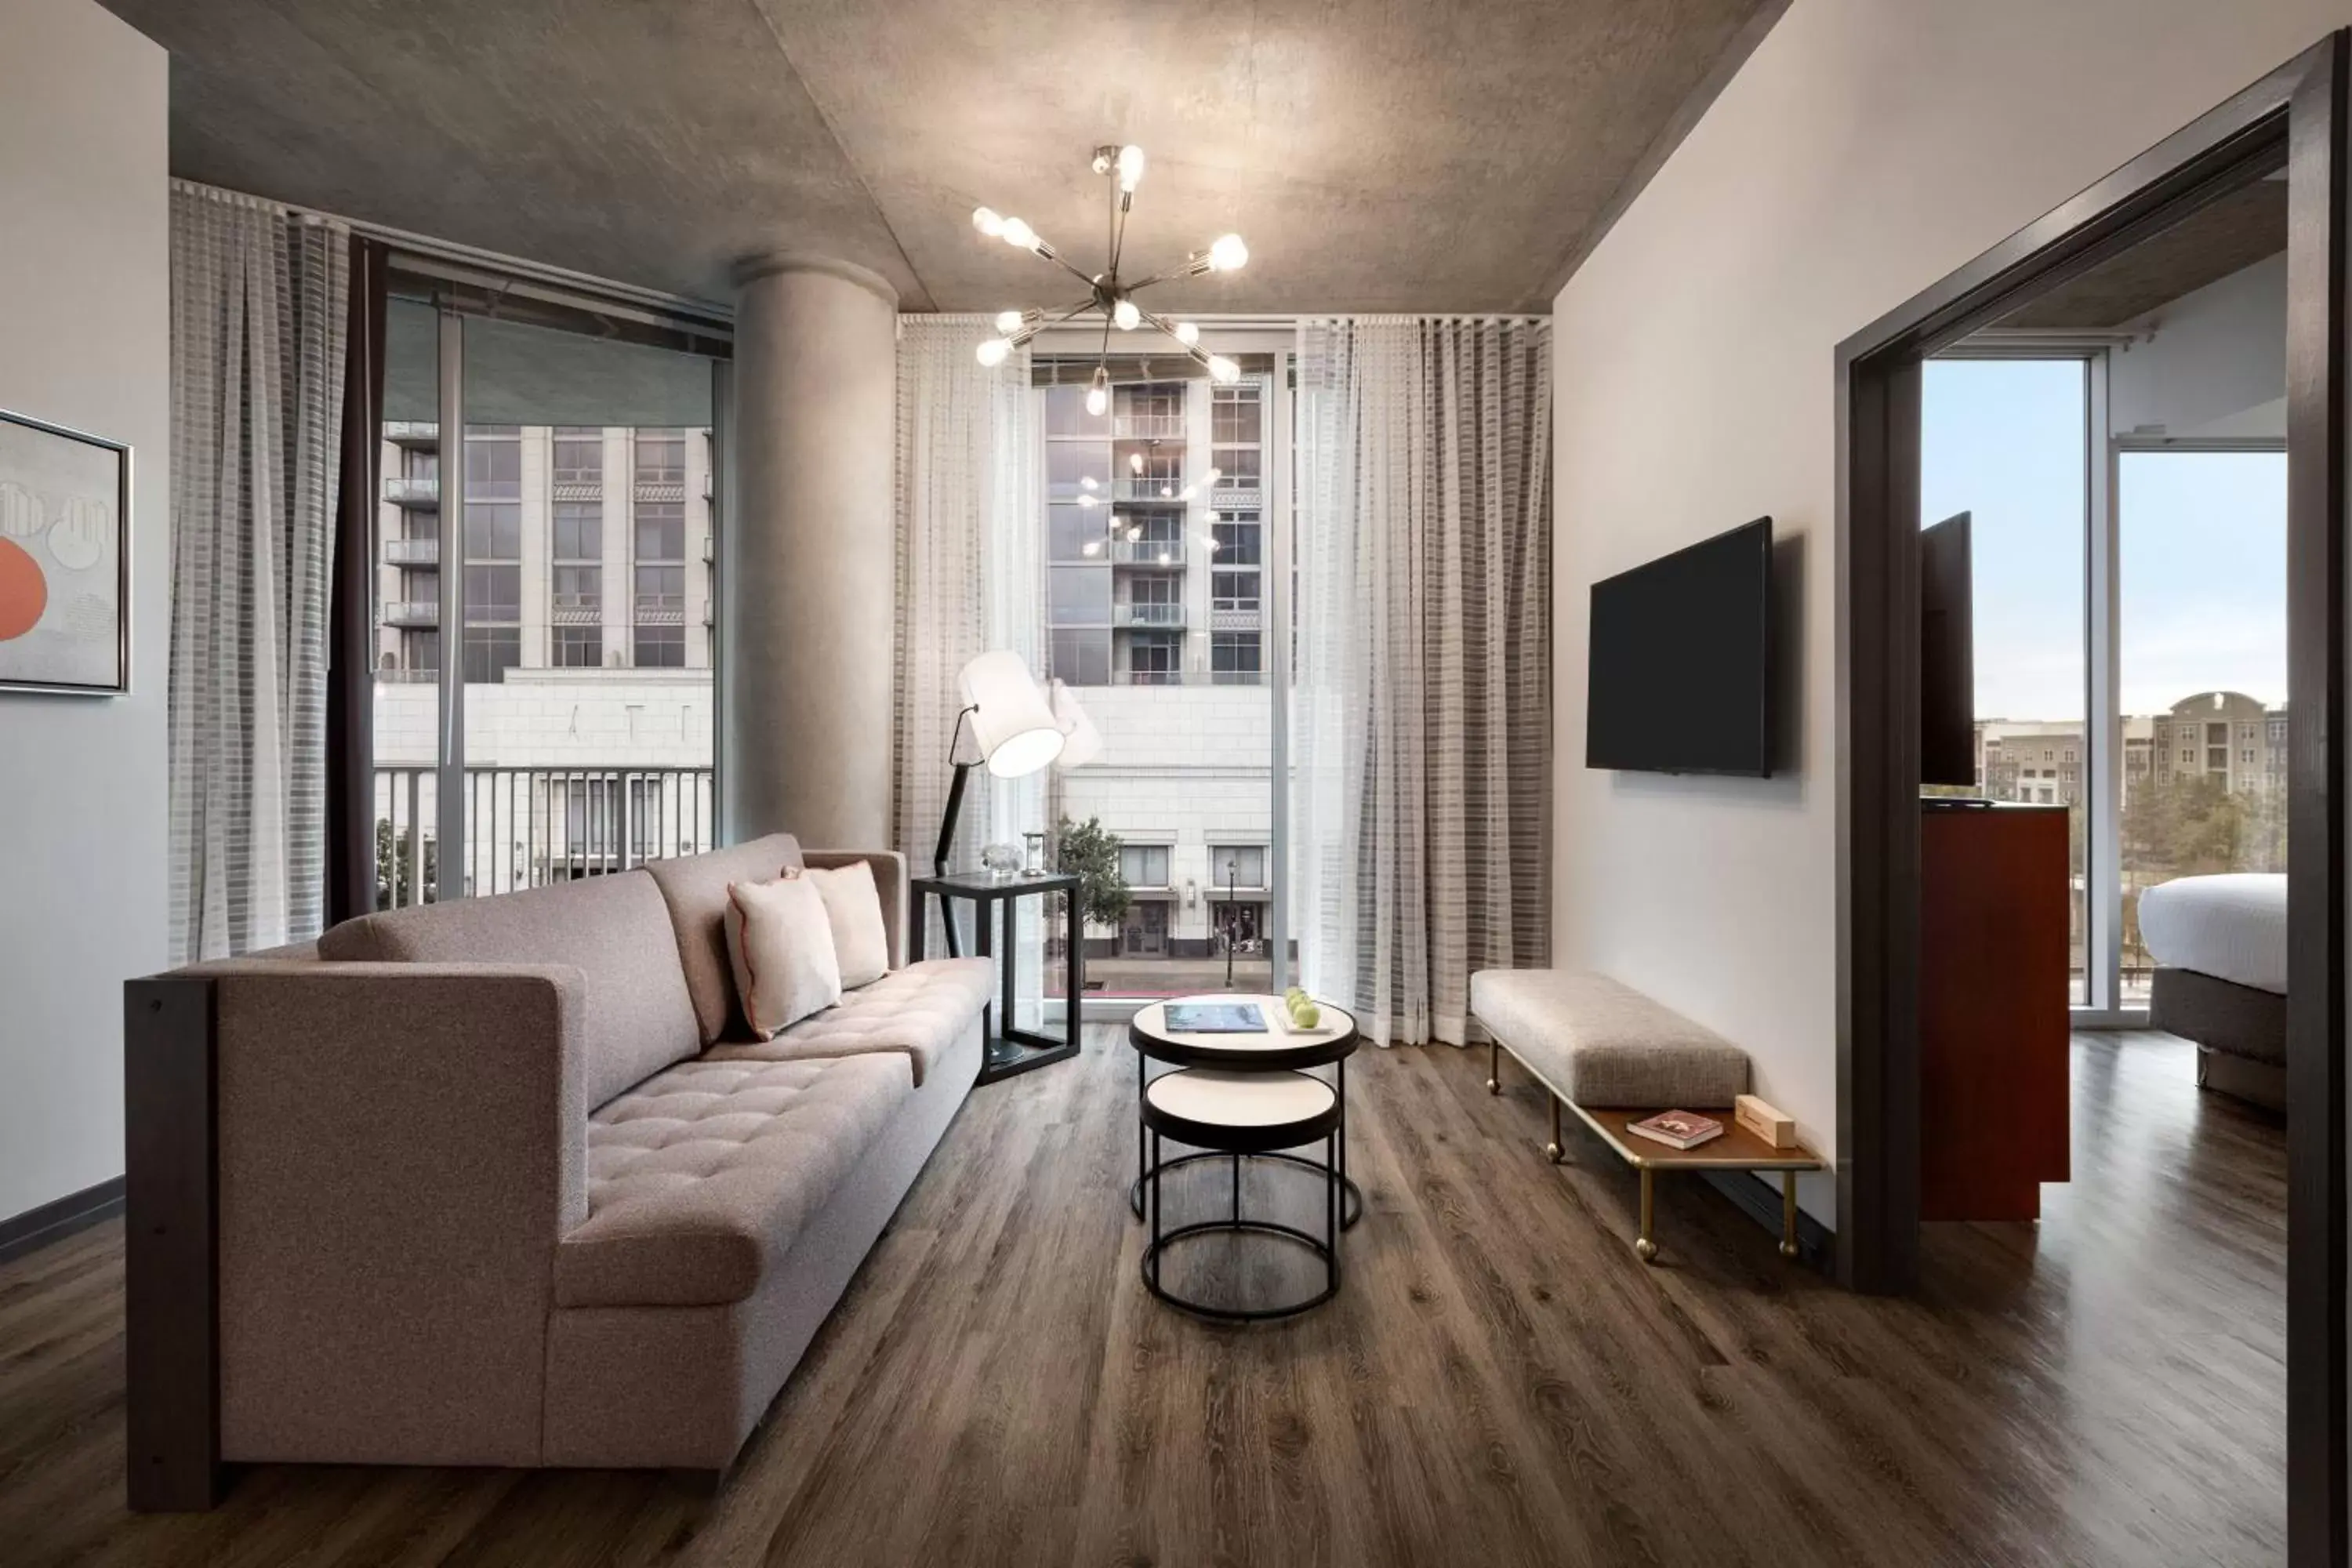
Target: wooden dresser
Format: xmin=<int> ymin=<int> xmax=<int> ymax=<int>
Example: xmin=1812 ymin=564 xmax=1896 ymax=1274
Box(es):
xmin=1918 ymin=800 xmax=2071 ymax=1221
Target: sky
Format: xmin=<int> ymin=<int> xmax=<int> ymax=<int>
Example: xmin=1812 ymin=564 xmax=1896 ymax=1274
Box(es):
xmin=1919 ymin=358 xmax=2286 ymax=722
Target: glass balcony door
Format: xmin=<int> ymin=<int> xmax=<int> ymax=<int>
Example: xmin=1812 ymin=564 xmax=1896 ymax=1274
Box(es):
xmin=368 ymin=277 xmax=724 ymax=907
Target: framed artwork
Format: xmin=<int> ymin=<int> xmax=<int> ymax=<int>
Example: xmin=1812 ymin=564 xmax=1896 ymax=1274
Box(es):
xmin=0 ymin=408 xmax=129 ymax=695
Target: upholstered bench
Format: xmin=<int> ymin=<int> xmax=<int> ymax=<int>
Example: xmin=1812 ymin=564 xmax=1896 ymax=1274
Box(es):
xmin=1472 ymin=969 xmax=1816 ymax=1264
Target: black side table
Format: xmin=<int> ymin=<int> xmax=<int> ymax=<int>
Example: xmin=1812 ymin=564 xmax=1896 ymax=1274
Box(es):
xmin=909 ymin=870 xmax=1082 ymax=1084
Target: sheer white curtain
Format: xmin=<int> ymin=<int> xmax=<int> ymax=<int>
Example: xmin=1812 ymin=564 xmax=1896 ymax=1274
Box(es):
xmin=1294 ymin=317 xmax=1552 ymax=1044
xmin=891 ymin=318 xmax=1043 ymax=1007
xmin=167 ymin=183 xmax=350 ymax=963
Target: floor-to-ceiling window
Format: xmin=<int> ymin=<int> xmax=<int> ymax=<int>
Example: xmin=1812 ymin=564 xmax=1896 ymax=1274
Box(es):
xmin=1922 ymin=357 xmax=2092 ymax=1003
xmin=2117 ymin=447 xmax=2289 ymax=1000
xmin=369 ymin=274 xmax=726 ymax=906
xmin=1038 ymin=344 xmax=1289 ymax=1001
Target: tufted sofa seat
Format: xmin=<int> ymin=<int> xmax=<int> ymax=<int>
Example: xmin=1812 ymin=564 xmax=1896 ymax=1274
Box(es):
xmin=702 ymin=956 xmax=995 ymax=1087
xmin=130 ymin=832 xmax=997 ymax=1495
xmin=560 ymin=1054 xmax=915 ymax=1308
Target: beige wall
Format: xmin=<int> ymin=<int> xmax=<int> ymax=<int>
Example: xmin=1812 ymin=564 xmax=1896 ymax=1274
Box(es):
xmin=1551 ymin=0 xmax=2350 ymax=1223
xmin=0 ymin=0 xmax=169 ymax=1220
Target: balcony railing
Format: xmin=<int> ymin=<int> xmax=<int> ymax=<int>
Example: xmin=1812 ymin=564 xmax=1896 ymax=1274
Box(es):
xmin=1108 ymin=667 xmax=1265 ymax=687
xmin=372 ymin=765 xmax=717 ymax=909
xmin=381 ymin=600 xmax=440 ymax=627
xmin=383 ymin=421 xmax=440 ymax=445
xmin=383 ymin=476 xmax=441 ymax=506
xmin=1109 ymin=539 xmax=1186 ymax=566
xmin=1112 ymin=477 xmax=1187 ymax=502
xmin=1210 ymin=605 xmax=1262 ymax=630
xmin=1116 ymin=603 xmax=1185 ymax=628
xmin=1112 ymin=412 xmax=1184 ymax=440
xmin=383 ymin=536 xmax=440 ymax=567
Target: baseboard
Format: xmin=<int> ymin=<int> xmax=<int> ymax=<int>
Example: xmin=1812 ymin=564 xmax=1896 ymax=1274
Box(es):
xmin=0 ymin=1175 xmax=126 ymax=1266
xmin=1702 ymin=1169 xmax=1835 ymax=1275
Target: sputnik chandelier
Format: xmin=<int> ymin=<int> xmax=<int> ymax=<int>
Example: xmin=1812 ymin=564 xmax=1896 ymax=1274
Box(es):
xmin=969 ymin=142 xmax=1249 ymax=408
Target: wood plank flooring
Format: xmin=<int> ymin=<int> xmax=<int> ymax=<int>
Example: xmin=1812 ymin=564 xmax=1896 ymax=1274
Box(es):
xmin=0 ymin=1029 xmax=2284 ymax=1566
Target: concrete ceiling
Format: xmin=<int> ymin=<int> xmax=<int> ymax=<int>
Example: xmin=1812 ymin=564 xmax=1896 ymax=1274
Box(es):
xmin=1997 ymin=179 xmax=2287 ymax=332
xmin=100 ymin=0 xmax=1779 ymax=314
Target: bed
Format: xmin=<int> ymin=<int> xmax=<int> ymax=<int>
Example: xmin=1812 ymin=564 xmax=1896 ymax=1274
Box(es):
xmin=2137 ymin=872 xmax=2286 ymax=1111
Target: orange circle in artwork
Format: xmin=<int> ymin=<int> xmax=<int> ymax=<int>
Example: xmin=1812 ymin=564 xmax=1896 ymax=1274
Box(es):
xmin=0 ymin=536 xmax=49 ymax=640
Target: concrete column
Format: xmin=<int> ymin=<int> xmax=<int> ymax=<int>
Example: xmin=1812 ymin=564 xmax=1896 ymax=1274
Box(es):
xmin=726 ymin=256 xmax=898 ymax=848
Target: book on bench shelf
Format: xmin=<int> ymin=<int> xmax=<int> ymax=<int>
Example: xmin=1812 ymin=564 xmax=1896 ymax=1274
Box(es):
xmin=1626 ymin=1110 xmax=1723 ymax=1151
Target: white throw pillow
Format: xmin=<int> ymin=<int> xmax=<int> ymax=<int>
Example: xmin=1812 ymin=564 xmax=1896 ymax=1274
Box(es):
xmin=805 ymin=861 xmax=891 ymax=989
xmin=724 ymin=870 xmax=842 ymax=1039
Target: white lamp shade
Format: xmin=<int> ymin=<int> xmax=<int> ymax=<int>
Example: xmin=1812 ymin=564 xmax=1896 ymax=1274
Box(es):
xmin=1049 ymin=679 xmax=1103 ymax=769
xmin=959 ymin=651 xmax=1064 ymax=777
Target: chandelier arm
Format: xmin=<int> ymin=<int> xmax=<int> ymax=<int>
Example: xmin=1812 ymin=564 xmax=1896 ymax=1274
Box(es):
xmin=1142 ymin=310 xmax=1214 ymax=371
xmin=1038 ymin=247 xmax=1102 ymax=292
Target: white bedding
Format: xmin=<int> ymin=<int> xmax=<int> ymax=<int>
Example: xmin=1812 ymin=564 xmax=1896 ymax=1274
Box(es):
xmin=2136 ymin=873 xmax=2288 ymax=996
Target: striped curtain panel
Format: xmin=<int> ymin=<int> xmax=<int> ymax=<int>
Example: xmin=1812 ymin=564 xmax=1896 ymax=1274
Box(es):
xmin=167 ymin=183 xmax=350 ymax=963
xmin=889 ymin=318 xmax=1041 ymax=963
xmin=1294 ymin=317 xmax=1553 ymax=1045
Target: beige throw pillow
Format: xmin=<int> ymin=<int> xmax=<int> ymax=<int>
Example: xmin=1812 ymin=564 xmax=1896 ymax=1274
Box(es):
xmin=724 ymin=870 xmax=842 ymax=1039
xmin=805 ymin=861 xmax=891 ymax=989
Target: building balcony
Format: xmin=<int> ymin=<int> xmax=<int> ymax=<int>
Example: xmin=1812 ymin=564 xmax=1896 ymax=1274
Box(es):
xmin=382 ymin=600 xmax=440 ymax=628
xmin=552 ymin=480 xmax=602 ymax=502
xmin=1210 ymin=605 xmax=1262 ymax=631
xmin=1210 ymin=485 xmax=1264 ymax=511
xmin=551 ymin=602 xmax=602 ymax=626
xmin=633 ymin=601 xmax=685 ymax=626
xmin=383 ymin=475 xmax=440 ymax=507
xmin=635 ymin=481 xmax=686 ymax=503
xmin=383 ymin=421 xmax=440 ymax=446
xmin=1112 ymin=477 xmax=1188 ymax=502
xmin=383 ymin=535 xmax=439 ymax=567
xmin=1109 ymin=539 xmax=1186 ymax=566
xmin=1115 ymin=603 xmax=1185 ymax=629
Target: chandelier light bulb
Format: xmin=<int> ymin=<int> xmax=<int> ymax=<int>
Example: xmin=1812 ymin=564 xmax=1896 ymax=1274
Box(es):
xmin=1207 ymin=355 xmax=1240 ymax=384
xmin=1075 ymin=493 xmax=1098 ymax=509
xmin=1178 ymin=485 xmax=1196 ymax=501
xmin=1127 ymin=524 xmax=1142 ymax=542
xmin=1204 ymin=534 xmax=1221 ymax=551
xmin=1000 ymin=216 xmax=1039 ymax=252
xmin=975 ymin=336 xmax=1011 ymax=368
xmin=1174 ymin=321 xmax=1200 ymax=346
xmin=972 ymin=205 xmax=1005 ymax=238
xmin=1158 ymin=550 xmax=1172 ymax=564
xmin=993 ymin=308 xmax=1026 ymax=334
xmin=1160 ymin=485 xmax=1173 ymax=498
xmin=1207 ymin=234 xmax=1250 ymax=272
xmin=1202 ymin=466 xmax=1224 ymax=485
xmin=1082 ymin=539 xmax=1102 ymax=556
xmin=1117 ymin=144 xmax=1146 ymax=193
xmin=1079 ymin=475 xmax=1098 ymax=491
xmin=1086 ymin=364 xmax=1111 ymax=417
xmin=1112 ymin=298 xmax=1141 ymax=331
xmin=1128 ymin=452 xmax=1145 ymax=474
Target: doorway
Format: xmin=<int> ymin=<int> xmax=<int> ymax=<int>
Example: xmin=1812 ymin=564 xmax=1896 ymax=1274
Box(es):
xmin=1837 ymin=34 xmax=2347 ymax=1565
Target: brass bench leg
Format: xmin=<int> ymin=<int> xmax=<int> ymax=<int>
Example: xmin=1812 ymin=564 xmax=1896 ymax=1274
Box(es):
xmin=1780 ymin=1171 xmax=1800 ymax=1259
xmin=1486 ymin=1040 xmax=1501 ymax=1094
xmin=1634 ymin=1167 xmax=1658 ymax=1263
xmin=1544 ymin=1094 xmax=1564 ymax=1163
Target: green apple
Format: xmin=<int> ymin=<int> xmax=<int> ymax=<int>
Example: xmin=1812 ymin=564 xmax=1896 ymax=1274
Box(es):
xmin=1291 ymin=1000 xmax=1321 ymax=1029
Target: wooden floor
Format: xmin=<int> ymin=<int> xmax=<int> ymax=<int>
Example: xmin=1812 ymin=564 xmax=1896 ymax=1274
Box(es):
xmin=0 ymin=1029 xmax=2284 ymax=1566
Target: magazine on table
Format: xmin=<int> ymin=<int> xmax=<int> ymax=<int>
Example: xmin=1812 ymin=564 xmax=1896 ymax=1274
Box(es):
xmin=1163 ymin=1002 xmax=1267 ymax=1034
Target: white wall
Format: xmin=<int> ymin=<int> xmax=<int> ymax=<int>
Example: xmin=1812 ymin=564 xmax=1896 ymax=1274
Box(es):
xmin=2108 ymin=251 xmax=2287 ymax=439
xmin=0 ymin=0 xmax=169 ymax=1222
xmin=1552 ymin=0 xmax=2349 ymax=1224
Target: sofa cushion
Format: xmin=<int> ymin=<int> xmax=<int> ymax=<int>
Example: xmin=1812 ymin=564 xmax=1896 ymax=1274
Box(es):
xmin=644 ymin=833 xmax=805 ymax=1046
xmin=702 ymin=957 xmax=993 ymax=1088
xmin=318 ymin=871 xmax=699 ymax=1109
xmin=724 ymin=870 xmax=843 ymax=1037
xmin=1470 ymin=969 xmax=1750 ymax=1109
xmin=805 ymin=861 xmax=891 ymax=989
xmin=557 ymin=1051 xmax=913 ymax=1308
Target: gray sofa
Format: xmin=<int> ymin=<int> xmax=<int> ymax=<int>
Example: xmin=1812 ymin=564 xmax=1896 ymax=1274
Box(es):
xmin=124 ymin=833 xmax=993 ymax=1508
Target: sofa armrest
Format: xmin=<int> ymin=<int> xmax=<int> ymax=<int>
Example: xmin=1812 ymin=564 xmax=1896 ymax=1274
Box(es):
xmin=804 ymin=848 xmax=908 ymax=971
xmin=132 ymin=960 xmax=589 ymax=1471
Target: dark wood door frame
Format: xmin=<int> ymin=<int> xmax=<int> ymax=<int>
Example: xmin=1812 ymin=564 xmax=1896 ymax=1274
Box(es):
xmin=1835 ymin=34 xmax=2347 ymax=1566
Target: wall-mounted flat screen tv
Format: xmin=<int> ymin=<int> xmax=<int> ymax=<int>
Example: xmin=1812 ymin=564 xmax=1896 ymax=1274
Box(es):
xmin=1919 ymin=511 xmax=1975 ymax=788
xmin=1585 ymin=517 xmax=1773 ymax=776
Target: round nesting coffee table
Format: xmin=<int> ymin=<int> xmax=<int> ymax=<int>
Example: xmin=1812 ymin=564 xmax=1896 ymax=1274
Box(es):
xmin=1139 ymin=1067 xmax=1343 ymax=1320
xmin=1127 ymin=994 xmax=1363 ymax=1231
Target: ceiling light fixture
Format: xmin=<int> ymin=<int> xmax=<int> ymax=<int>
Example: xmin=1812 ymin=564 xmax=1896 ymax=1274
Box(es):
xmin=970 ymin=143 xmax=1250 ymax=401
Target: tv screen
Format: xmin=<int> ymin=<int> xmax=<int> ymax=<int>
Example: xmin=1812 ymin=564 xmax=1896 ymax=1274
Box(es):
xmin=1585 ymin=517 xmax=1772 ymax=776
xmin=1919 ymin=512 xmax=1975 ymax=788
